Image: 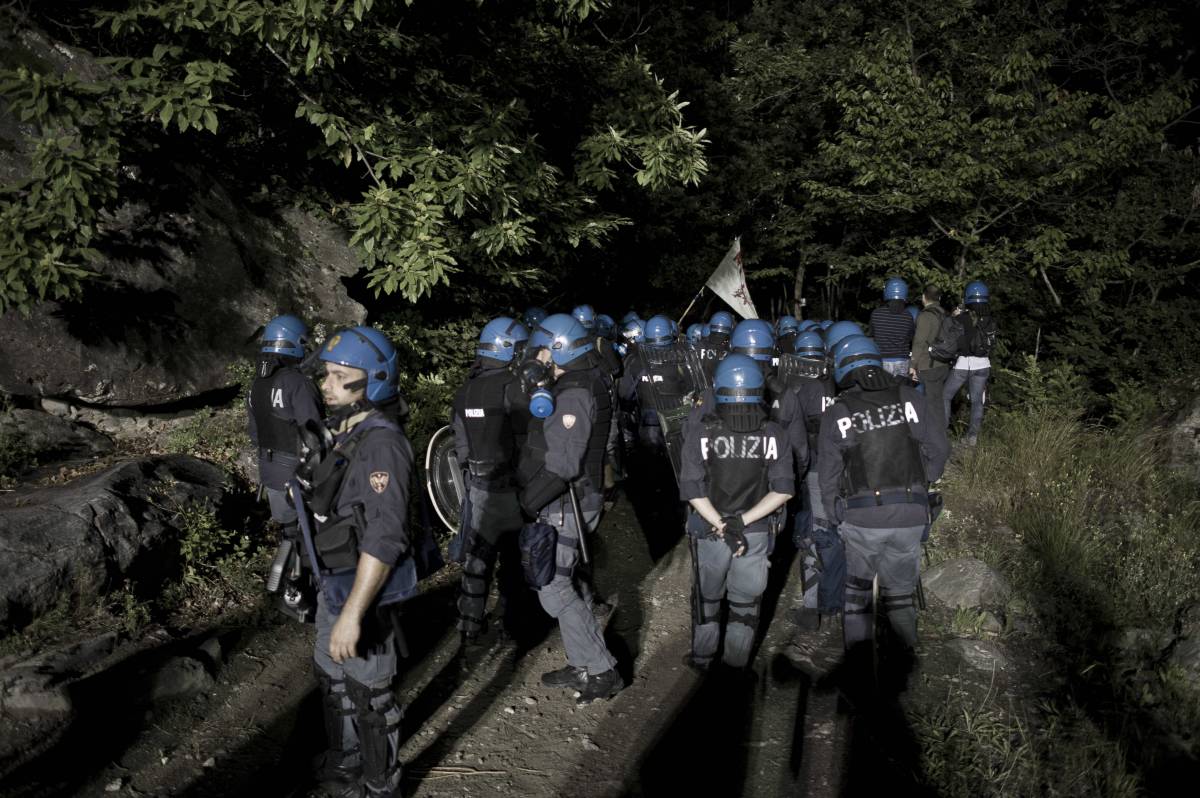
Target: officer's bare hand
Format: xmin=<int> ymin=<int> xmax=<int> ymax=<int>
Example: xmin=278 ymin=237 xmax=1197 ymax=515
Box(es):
xmin=908 ymin=367 xmax=918 ymax=381
xmin=329 ymin=613 xmax=362 ymax=664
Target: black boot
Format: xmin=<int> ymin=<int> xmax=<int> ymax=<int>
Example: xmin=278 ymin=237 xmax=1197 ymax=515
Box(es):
xmin=541 ymin=664 xmax=588 ymax=689
xmin=575 ymin=669 xmax=624 ymax=705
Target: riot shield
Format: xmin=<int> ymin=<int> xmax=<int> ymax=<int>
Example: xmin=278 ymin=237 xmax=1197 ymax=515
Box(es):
xmin=777 ymin=353 xmax=827 ymax=388
xmin=642 ymin=345 xmax=711 ymax=478
xmin=424 ymin=425 xmax=465 ymax=533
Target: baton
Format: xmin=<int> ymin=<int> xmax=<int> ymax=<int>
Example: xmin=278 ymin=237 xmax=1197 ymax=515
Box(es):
xmin=916 ymin=575 xmax=928 ymax=611
xmin=567 ymin=481 xmax=591 ymax=565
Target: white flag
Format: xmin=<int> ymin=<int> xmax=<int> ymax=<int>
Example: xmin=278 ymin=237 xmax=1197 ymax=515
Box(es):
xmin=705 ymin=237 xmax=758 ymax=319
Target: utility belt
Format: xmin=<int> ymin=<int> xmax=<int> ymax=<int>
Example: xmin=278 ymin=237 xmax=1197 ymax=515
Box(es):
xmin=465 ymin=460 xmax=517 ymax=490
xmin=841 ymin=486 xmax=928 ymax=510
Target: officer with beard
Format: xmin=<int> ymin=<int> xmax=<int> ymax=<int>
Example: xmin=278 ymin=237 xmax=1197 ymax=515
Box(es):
xmin=679 ymin=354 xmax=795 ymax=673
xmin=451 ymin=317 xmax=532 ymax=653
xmin=819 ymin=334 xmax=949 ymax=686
xmin=306 ymin=326 xmax=414 ymax=798
xmin=519 ymin=313 xmax=623 ymax=705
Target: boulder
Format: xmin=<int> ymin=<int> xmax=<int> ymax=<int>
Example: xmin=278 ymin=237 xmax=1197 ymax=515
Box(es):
xmin=0 ymin=409 xmax=113 ymax=471
xmin=149 ymin=656 xmax=214 ymax=702
xmin=0 ymin=632 xmax=118 ymax=720
xmin=949 ymin=639 xmax=1010 ymax=672
xmin=923 ymin=558 xmax=1011 ymax=610
xmin=0 ymin=455 xmax=226 ymax=633
xmin=0 ymin=27 xmax=365 ymax=408
xmin=1168 ymin=395 xmax=1200 ymax=472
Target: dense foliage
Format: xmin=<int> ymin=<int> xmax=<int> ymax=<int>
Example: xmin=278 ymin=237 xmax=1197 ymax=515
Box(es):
xmin=2 ymin=0 xmax=1198 ymax=408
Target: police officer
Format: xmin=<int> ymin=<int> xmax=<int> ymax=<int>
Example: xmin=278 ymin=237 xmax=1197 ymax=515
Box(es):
xmin=451 ymin=318 xmax=532 ymax=651
xmin=775 ymin=315 xmax=801 ymax=354
xmin=868 ymin=278 xmax=917 ymax=378
xmin=679 ymin=354 xmax=795 ymax=672
xmin=818 ymin=334 xmax=949 ymax=683
xmin=306 ymin=327 xmax=413 ymax=797
xmin=618 ymin=314 xmax=678 ymax=452
xmin=699 ymin=310 xmax=734 ymax=380
xmin=523 ymin=306 xmax=548 ymax=329
xmin=782 ymin=331 xmax=843 ymax=637
xmin=572 ymin=304 xmax=597 ymax=334
xmin=519 ymin=314 xmax=623 ymax=705
xmin=943 ymin=280 xmax=996 ymax=446
xmin=247 ymin=314 xmax=323 ymax=533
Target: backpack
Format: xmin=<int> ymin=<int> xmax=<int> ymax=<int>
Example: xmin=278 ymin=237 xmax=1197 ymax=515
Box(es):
xmin=965 ymin=313 xmax=998 ymax=356
xmin=928 ymin=312 xmax=965 ymax=363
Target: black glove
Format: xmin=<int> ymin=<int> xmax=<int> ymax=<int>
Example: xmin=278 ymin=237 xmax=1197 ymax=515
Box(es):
xmin=721 ymin=514 xmax=748 ymax=556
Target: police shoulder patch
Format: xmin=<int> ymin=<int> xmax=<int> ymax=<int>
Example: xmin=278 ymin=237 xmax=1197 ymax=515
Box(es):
xmin=369 ymin=471 xmax=390 ymax=493
xmin=562 ymin=414 xmax=576 ymax=429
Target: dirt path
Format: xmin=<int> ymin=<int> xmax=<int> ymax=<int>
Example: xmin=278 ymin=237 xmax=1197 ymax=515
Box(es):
xmin=6 ymin=486 xmax=858 ymax=798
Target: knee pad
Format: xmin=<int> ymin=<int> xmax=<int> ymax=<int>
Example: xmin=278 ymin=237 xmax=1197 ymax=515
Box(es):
xmin=727 ymin=597 xmax=762 ymax=630
xmin=345 ymin=677 xmax=402 ymax=783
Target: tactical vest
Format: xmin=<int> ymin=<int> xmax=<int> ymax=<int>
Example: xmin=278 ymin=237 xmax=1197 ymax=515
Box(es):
xmin=837 ymin=387 xmax=926 ymax=500
xmin=295 ymin=415 xmax=394 ymax=568
xmin=636 ymin=348 xmax=689 ymax=425
xmin=453 ymin=366 xmax=517 ymax=481
xmin=797 ymin=378 xmax=835 ymax=455
xmin=700 ymin=414 xmax=774 ymax=516
xmin=552 ymin=366 xmax=612 ymax=496
xmin=250 ymin=364 xmax=303 ymax=456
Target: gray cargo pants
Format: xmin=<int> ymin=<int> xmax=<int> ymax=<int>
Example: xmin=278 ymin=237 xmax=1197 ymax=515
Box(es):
xmin=314 ymin=593 xmax=403 ymax=796
xmin=840 ymin=522 xmax=924 ymax=650
xmin=458 ymin=484 xmax=524 ymax=638
xmin=691 ymin=530 xmax=770 ymax=668
xmin=537 ymin=503 xmax=617 ymax=675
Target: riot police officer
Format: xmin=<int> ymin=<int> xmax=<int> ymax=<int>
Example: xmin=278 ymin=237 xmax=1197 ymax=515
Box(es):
xmin=818 ymin=334 xmax=949 ymax=682
xmin=699 ymin=310 xmax=734 ymax=380
xmin=518 ymin=314 xmax=623 ymax=705
xmin=775 ymin=315 xmax=801 ymax=354
xmin=868 ymin=277 xmax=917 ymax=378
xmin=247 ymin=314 xmax=323 ymax=532
xmin=303 ymin=326 xmax=414 ymax=798
xmin=451 ymin=318 xmax=532 ymax=651
xmin=786 ymin=332 xmax=841 ymax=625
xmin=618 ymin=314 xmax=678 ymax=452
xmin=678 ymin=354 xmax=795 ymax=672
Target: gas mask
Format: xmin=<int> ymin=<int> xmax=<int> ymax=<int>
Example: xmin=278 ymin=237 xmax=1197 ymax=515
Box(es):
xmin=518 ymin=357 xmax=556 ymax=418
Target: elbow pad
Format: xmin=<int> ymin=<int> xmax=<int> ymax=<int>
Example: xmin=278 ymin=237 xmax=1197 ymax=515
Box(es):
xmin=520 ymin=469 xmax=568 ymax=517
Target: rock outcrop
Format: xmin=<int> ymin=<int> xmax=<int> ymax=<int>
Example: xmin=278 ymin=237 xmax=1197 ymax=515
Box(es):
xmin=0 ymin=455 xmax=226 ymax=633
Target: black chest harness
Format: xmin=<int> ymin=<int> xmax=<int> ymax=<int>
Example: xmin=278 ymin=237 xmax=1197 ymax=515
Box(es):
xmin=837 ymin=387 xmax=927 ymax=508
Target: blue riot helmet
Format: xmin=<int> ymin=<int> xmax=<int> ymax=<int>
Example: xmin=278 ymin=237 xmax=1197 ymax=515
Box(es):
xmin=730 ymin=319 xmax=775 ymax=363
xmin=523 ymin=306 xmax=548 ymax=328
xmin=669 ymin=318 xmax=681 ymax=339
xmin=477 ymin=317 xmax=527 ymax=363
xmin=702 ymin=323 xmax=711 ymax=338
xmin=818 ymin=319 xmax=834 ymax=331
xmin=965 ymin=280 xmax=989 ymax=305
xmin=621 ymin=311 xmax=642 ymax=326
xmin=261 ymin=314 xmax=308 ymax=358
xmin=643 ymin=314 xmax=675 ymax=347
xmin=709 ymin=310 xmax=735 ymax=336
xmin=620 ymin=318 xmax=645 ymax=344
xmin=832 ymin=334 xmax=884 ymax=385
xmin=595 ymin=313 xmax=615 ymax=339
xmin=824 ymin=320 xmax=864 ymax=353
xmin=906 ymin=305 xmax=920 ymax=322
xmin=686 ymin=323 xmax=704 ymax=345
xmin=883 ymin=277 xmax=909 ymax=302
xmin=571 ymin=304 xmax=596 ymax=333
xmin=530 ymin=313 xmax=595 ymax=366
xmin=797 ymin=319 xmax=818 ymax=333
xmin=319 ymin=326 xmax=399 ymax=403
xmin=714 ymin=354 xmax=766 ymax=405
xmin=776 ymin=315 xmax=800 ymax=338
xmin=793 ymin=330 xmax=826 ymax=360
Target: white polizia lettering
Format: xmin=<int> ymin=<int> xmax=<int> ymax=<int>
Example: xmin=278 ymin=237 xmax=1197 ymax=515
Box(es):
xmin=271 ymin=388 xmax=284 ymax=409
xmin=465 ymin=408 xmax=485 ymax=418
xmin=701 ymin=435 xmax=780 ymax=460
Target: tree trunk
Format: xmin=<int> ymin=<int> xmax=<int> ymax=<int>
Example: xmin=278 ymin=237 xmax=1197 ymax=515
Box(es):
xmin=793 ymin=262 xmax=806 ymax=318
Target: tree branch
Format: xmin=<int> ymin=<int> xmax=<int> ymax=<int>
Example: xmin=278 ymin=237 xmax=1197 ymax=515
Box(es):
xmin=1039 ymin=264 xmax=1062 ymax=307
xmin=263 ymin=42 xmax=381 ymax=188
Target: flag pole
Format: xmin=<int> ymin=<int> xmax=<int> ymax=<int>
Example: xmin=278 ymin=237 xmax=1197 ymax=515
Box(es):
xmin=677 ymin=285 xmax=706 ymax=326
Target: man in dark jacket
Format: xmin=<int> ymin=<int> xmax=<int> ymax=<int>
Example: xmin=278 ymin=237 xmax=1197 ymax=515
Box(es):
xmin=909 ymin=285 xmax=950 ymax=431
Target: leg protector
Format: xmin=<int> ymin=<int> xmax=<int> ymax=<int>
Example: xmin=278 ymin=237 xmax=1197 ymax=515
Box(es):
xmin=313 ymin=664 xmax=360 ymax=783
xmin=345 ymin=677 xmax=403 ymax=795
